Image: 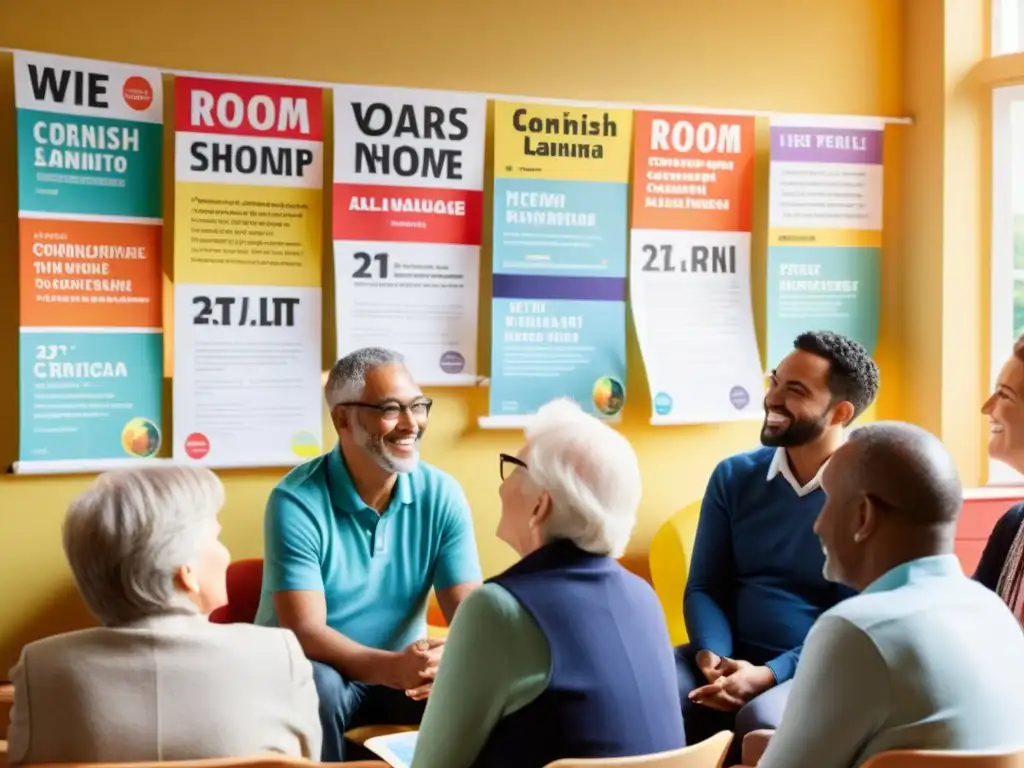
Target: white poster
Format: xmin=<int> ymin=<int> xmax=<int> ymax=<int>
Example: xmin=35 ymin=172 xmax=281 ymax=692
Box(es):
xmin=629 ymin=112 xmax=764 ymax=424
xmin=331 ymin=85 xmax=486 ymax=386
xmin=172 ymin=76 xmax=325 ymax=468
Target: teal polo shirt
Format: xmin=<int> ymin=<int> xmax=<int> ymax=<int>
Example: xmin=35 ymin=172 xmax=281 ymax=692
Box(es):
xmin=254 ymin=446 xmax=482 ymax=651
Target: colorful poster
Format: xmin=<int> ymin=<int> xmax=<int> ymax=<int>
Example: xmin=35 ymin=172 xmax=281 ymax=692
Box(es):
xmin=14 ymin=51 xmax=164 ymax=474
xmin=173 ymin=76 xmax=324 ymax=468
xmin=332 ymin=85 xmax=486 ymax=386
xmin=485 ymin=102 xmax=632 ymax=425
xmin=766 ymin=116 xmax=883 ymax=367
xmin=629 ymin=113 xmax=764 ymax=425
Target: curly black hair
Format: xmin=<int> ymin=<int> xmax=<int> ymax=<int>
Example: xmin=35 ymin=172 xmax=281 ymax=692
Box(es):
xmin=793 ymin=330 xmax=880 ymax=423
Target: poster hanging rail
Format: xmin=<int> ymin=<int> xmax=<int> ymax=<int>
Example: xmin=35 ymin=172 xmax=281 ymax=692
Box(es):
xmin=0 ymin=48 xmax=914 ymax=125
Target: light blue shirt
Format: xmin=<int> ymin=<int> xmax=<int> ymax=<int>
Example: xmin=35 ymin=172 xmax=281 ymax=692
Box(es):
xmin=760 ymin=554 xmax=1024 ymax=768
xmin=254 ymin=446 xmax=482 ymax=651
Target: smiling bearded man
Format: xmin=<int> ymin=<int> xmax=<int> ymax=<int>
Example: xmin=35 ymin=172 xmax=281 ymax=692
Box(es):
xmin=673 ymin=331 xmax=880 ymax=766
xmin=254 ymin=347 xmax=483 ymax=762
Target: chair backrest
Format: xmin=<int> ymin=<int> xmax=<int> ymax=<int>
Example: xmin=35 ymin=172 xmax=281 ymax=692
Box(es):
xmin=544 ymin=731 xmax=732 ymax=768
xmin=208 ymin=558 xmax=264 ymax=624
xmin=861 ymin=749 xmax=1024 ymax=767
xmin=25 ymin=760 xmax=385 ymax=768
xmin=648 ymin=500 xmax=702 ymax=645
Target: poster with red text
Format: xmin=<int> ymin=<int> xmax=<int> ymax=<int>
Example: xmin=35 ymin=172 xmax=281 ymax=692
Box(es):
xmin=173 ymin=76 xmax=324 ymax=467
xmin=332 ymin=85 xmax=486 ymax=385
xmin=629 ymin=112 xmax=764 ymax=425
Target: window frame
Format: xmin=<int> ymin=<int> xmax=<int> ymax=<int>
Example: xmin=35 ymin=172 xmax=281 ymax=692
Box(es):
xmin=989 ymin=84 xmax=1024 ymax=485
xmin=993 ymin=0 xmax=1024 ymax=57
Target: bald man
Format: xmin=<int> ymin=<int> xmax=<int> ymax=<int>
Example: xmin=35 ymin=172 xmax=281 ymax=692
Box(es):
xmin=750 ymin=422 xmax=1024 ymax=768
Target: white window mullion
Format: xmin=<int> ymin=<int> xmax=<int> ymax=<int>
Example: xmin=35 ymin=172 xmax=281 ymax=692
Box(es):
xmin=989 ymin=85 xmax=1024 ymax=485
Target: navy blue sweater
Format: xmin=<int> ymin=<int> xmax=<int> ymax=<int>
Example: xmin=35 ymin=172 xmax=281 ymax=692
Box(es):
xmin=683 ymin=447 xmax=855 ymax=683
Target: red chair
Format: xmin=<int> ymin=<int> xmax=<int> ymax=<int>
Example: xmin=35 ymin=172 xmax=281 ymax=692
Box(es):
xmin=209 ymin=558 xmax=265 ymax=624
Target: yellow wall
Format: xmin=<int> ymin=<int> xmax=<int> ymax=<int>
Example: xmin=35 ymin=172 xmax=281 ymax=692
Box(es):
xmin=0 ymin=0 xmax=905 ymax=676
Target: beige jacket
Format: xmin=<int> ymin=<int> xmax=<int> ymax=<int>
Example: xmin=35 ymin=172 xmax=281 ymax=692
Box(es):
xmin=6 ymin=613 xmax=321 ymax=765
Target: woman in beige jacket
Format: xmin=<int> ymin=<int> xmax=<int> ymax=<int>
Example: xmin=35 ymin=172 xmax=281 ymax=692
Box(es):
xmin=7 ymin=466 xmax=322 ymax=764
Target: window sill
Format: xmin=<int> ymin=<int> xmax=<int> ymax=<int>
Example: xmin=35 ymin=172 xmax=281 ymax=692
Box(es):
xmin=964 ymin=485 xmax=1024 ymax=500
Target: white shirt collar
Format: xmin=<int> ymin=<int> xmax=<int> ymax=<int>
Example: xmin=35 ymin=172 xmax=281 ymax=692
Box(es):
xmin=766 ymin=447 xmax=828 ymax=497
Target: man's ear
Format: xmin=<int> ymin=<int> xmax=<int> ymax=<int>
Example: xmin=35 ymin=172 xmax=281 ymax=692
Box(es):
xmin=852 ymin=495 xmax=878 ymax=544
xmin=331 ymin=405 xmax=349 ymax=432
xmin=831 ymin=400 xmax=855 ymax=427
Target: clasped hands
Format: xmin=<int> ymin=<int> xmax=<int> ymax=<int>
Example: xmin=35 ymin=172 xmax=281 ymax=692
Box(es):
xmin=389 ymin=637 xmax=445 ymax=701
xmin=688 ymin=649 xmax=776 ymax=712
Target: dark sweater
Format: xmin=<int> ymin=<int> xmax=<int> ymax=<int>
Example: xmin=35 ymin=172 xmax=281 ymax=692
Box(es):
xmin=472 ymin=540 xmax=685 ymax=768
xmin=684 ymin=447 xmax=855 ymax=683
xmin=973 ymin=502 xmax=1024 ymax=592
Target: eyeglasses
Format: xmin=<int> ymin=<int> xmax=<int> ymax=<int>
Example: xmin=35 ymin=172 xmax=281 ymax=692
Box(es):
xmin=338 ymin=398 xmax=433 ymax=421
xmin=499 ymin=452 xmax=528 ymax=480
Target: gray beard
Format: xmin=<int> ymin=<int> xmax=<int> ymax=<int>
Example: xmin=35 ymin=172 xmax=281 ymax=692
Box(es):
xmin=351 ymin=420 xmax=420 ymax=474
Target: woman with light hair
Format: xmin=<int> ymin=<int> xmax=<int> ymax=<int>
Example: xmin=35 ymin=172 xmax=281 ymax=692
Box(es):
xmin=412 ymin=399 xmax=686 ymax=768
xmin=6 ymin=466 xmax=322 ymax=765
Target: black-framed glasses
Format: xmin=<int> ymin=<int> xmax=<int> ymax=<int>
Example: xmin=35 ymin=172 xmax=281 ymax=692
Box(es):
xmin=338 ymin=398 xmax=433 ymax=421
xmin=499 ymin=452 xmax=528 ymax=481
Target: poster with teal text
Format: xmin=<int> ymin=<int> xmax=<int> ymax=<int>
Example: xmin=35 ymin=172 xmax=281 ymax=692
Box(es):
xmin=14 ymin=51 xmax=165 ymax=474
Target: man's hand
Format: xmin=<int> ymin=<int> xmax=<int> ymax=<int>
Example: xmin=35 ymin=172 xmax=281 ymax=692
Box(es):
xmin=404 ymin=681 xmax=432 ymax=701
xmin=383 ymin=638 xmax=445 ymax=692
xmin=689 ymin=658 xmax=776 ymax=712
xmin=695 ymin=649 xmax=725 ymax=683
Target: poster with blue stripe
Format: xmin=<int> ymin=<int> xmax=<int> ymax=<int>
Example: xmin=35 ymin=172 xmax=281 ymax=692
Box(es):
xmin=485 ymin=102 xmax=633 ymax=425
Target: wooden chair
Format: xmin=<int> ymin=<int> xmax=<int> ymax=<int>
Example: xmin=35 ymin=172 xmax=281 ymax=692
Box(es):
xmin=24 ymin=758 xmax=385 ymax=768
xmin=0 ymin=682 xmax=12 ymax=738
xmin=544 ymin=731 xmax=732 ymax=768
xmin=861 ymin=749 xmax=1024 ymax=767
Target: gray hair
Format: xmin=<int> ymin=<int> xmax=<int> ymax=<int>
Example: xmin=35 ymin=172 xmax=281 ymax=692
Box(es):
xmin=522 ymin=398 xmax=641 ymax=558
xmin=325 ymin=347 xmax=406 ymax=409
xmin=62 ymin=465 xmax=225 ymax=626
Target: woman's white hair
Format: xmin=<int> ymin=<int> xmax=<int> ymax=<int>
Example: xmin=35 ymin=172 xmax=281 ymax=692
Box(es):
xmin=523 ymin=398 xmax=642 ymax=558
xmin=62 ymin=465 xmax=225 ymax=626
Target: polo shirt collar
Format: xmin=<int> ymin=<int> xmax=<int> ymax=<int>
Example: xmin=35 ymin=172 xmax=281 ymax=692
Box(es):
xmin=862 ymin=554 xmax=963 ymax=595
xmin=766 ymin=447 xmax=829 ymax=497
xmin=327 ymin=445 xmax=414 ymax=514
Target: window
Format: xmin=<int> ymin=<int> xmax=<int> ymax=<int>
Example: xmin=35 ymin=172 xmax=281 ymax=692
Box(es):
xmin=990 ymin=85 xmax=1024 ymax=484
xmin=992 ymin=0 xmax=1024 ymax=55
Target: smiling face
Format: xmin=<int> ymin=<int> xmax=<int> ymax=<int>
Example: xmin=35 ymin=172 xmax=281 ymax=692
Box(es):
xmin=982 ymin=352 xmax=1024 ymax=473
xmin=336 ymin=363 xmax=430 ymax=474
xmin=761 ymin=349 xmax=850 ymax=447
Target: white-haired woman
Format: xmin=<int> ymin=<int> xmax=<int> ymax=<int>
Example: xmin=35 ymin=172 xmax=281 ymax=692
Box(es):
xmin=6 ymin=466 xmax=322 ymax=765
xmin=411 ymin=399 xmax=686 ymax=768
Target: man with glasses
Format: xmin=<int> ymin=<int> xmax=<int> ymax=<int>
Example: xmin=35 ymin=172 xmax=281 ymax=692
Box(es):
xmin=254 ymin=347 xmax=482 ymax=762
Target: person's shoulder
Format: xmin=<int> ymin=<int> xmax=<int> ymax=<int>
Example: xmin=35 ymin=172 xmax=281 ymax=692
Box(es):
xmin=619 ymin=568 xmax=668 ymax=616
xmin=1000 ymin=501 xmax=1024 ymax=528
xmin=16 ymin=626 xmax=107 ymax=662
xmin=451 ymin=583 xmax=529 ymax=636
xmin=267 ymin=452 xmax=332 ymax=519
xmin=819 ymin=590 xmax=895 ymax=631
xmin=712 ymin=446 xmax=776 ymax=481
xmin=273 ymin=451 xmax=332 ymax=498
